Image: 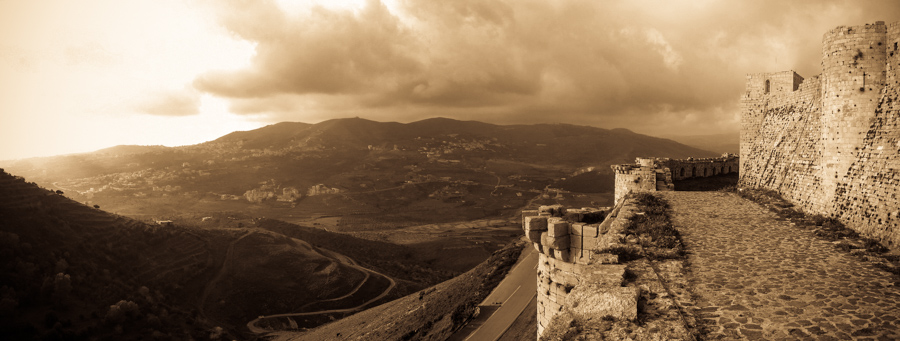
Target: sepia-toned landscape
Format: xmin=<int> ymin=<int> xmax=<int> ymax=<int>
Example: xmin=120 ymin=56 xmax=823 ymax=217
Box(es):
xmin=2 ymin=1 xmax=900 ymax=341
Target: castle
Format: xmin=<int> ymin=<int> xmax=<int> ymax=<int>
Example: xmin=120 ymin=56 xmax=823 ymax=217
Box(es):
xmin=611 ymin=155 xmax=739 ymax=205
xmin=526 ymin=21 xmax=900 ymax=339
xmin=741 ymin=21 xmax=900 ymax=247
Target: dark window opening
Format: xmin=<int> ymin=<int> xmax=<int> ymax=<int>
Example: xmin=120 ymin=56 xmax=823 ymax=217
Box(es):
xmin=764 ymin=79 xmax=770 ymax=94
xmin=692 ymin=167 xmax=696 ymax=177
xmin=680 ymin=168 xmax=685 ymax=177
xmin=703 ymin=168 xmax=708 ymax=176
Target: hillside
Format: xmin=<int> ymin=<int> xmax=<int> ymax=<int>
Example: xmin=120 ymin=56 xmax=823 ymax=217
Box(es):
xmin=663 ymin=132 xmax=739 ymax=155
xmin=274 ymin=239 xmax=527 ymax=341
xmin=0 ymin=118 xmax=716 ymax=229
xmin=0 ymin=169 xmax=423 ymax=339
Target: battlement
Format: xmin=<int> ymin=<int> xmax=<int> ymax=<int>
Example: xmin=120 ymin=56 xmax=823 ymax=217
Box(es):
xmin=745 ymin=71 xmax=804 ymax=99
xmin=523 ymin=202 xmax=640 ymax=337
xmin=611 ymin=154 xmax=739 ymax=205
xmin=741 ymin=20 xmax=900 ymax=247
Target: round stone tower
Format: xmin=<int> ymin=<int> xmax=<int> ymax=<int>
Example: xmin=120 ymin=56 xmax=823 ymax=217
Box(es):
xmin=820 ymin=21 xmax=888 ymax=212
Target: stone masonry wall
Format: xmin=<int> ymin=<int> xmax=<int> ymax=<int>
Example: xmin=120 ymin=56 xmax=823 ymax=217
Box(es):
xmin=612 ymin=156 xmax=739 ymax=205
xmin=522 ymin=203 xmax=637 ymax=338
xmin=741 ymin=21 xmax=900 ymax=247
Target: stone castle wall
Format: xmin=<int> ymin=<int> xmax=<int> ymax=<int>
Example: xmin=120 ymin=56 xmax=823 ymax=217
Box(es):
xmin=741 ymin=21 xmax=900 ymax=247
xmin=522 ymin=203 xmax=638 ymax=338
xmin=612 ymin=156 xmax=739 ymax=205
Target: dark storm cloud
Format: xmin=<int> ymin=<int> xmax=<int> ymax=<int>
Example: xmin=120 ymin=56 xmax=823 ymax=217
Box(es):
xmin=134 ymin=88 xmax=201 ymax=117
xmin=195 ymin=0 xmax=900 ymax=135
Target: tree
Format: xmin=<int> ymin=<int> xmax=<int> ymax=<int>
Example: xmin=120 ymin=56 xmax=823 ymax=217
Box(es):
xmin=93 ymin=205 xmax=100 ymax=209
xmin=55 ymin=190 xmax=64 ymax=195
xmin=55 ymin=259 xmax=69 ymax=273
xmin=52 ymin=273 xmax=72 ymax=299
xmin=105 ymin=300 xmax=139 ymax=323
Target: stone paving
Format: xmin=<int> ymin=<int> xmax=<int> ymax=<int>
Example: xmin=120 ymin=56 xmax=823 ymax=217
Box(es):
xmin=657 ymin=191 xmax=900 ymax=340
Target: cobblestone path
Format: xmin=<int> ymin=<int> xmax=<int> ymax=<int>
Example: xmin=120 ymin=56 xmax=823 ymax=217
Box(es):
xmin=657 ymin=191 xmax=900 ymax=340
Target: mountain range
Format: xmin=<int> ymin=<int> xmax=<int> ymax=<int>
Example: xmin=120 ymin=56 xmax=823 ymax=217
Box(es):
xmin=1 ymin=117 xmax=717 ymax=223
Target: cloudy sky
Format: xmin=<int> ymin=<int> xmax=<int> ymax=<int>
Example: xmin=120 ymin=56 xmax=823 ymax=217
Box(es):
xmin=2 ymin=0 xmax=899 ymax=160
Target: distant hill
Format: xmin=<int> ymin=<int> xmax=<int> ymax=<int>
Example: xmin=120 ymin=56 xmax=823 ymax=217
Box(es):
xmin=93 ymin=145 xmax=170 ymax=156
xmin=662 ymin=132 xmax=739 ymax=155
xmin=0 ymin=118 xmax=717 ymax=226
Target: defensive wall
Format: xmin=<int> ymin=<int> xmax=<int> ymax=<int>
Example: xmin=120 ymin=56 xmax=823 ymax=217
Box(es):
xmin=611 ymin=155 xmax=739 ymax=205
xmin=522 ymin=203 xmax=637 ymax=338
xmin=524 ymin=154 xmax=737 ymax=338
xmin=741 ymin=21 xmax=900 ymax=247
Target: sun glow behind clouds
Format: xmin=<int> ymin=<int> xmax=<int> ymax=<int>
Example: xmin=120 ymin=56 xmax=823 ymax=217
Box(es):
xmin=0 ymin=0 xmax=259 ymax=160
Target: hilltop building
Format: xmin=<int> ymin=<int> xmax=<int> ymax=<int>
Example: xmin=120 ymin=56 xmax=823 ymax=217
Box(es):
xmin=527 ymin=20 xmax=900 ymax=339
xmin=611 ymin=155 xmax=738 ymax=205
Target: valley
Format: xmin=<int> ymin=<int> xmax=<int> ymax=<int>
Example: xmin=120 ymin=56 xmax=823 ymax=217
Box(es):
xmin=0 ymin=118 xmax=717 ymax=339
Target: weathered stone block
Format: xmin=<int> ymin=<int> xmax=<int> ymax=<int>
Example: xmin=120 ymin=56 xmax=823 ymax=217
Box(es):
xmin=548 ymin=220 xmax=569 ymax=237
xmin=540 ymin=231 xmax=549 ymax=246
xmin=521 ymin=209 xmax=539 ymax=219
xmin=547 ymin=235 xmax=570 ymax=250
xmin=587 ymin=264 xmax=626 ymax=287
xmin=555 ymin=283 xmax=568 ymax=297
xmin=569 ymin=222 xmax=584 ymax=236
xmin=567 ymin=286 xmax=640 ymax=321
xmin=548 ymin=300 xmax=561 ymax=313
xmin=527 ymin=230 xmax=543 ymax=243
xmin=533 ymin=242 xmax=543 ymax=253
xmin=525 ymin=216 xmax=548 ymax=231
xmin=554 ymin=248 xmax=570 ymax=262
xmin=549 ymin=268 xmax=577 ymax=286
xmin=552 ymin=257 xmax=576 ymax=273
xmin=569 ymin=247 xmax=582 ymax=260
xmin=569 ymin=234 xmax=582 ymax=250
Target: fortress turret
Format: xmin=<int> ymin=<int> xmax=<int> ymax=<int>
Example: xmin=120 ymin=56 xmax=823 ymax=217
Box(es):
xmin=740 ymin=20 xmax=900 ymax=247
xmin=821 ymin=21 xmax=889 ymax=205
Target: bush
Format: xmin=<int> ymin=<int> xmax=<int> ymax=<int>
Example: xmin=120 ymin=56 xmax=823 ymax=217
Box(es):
xmin=618 ymin=193 xmax=684 ymax=260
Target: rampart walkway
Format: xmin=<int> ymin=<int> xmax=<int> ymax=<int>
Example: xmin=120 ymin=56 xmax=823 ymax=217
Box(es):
xmin=657 ymin=191 xmax=900 ymax=340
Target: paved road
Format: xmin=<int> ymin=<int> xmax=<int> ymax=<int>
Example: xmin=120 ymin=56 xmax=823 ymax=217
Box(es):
xmin=659 ymin=191 xmax=900 ymax=340
xmin=448 ymin=247 xmax=538 ymax=341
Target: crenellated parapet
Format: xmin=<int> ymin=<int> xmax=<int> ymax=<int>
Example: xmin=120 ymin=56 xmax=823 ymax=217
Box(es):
xmin=522 ymin=203 xmax=640 ymax=337
xmin=611 ymin=155 xmax=739 ymax=205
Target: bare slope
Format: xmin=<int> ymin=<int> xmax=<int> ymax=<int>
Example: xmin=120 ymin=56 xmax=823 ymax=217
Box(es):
xmin=0 ymin=170 xmax=392 ymax=340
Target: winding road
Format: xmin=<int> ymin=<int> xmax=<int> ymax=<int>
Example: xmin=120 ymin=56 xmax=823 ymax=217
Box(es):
xmin=245 ymin=242 xmax=396 ymax=335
